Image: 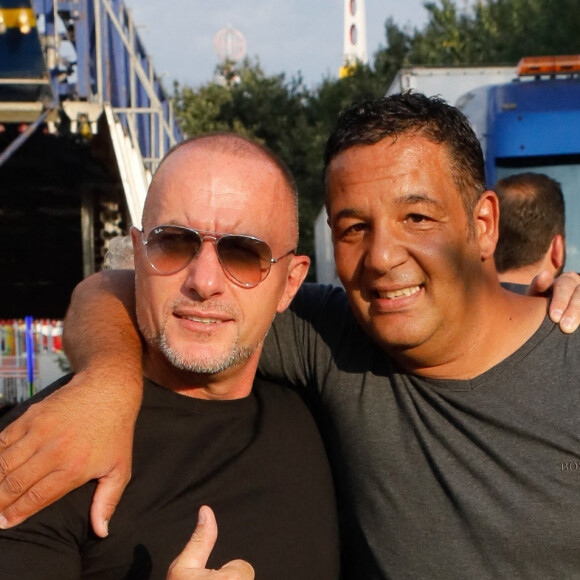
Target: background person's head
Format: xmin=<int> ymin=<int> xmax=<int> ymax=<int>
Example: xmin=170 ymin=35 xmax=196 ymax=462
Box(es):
xmin=494 ymin=172 xmax=566 ymax=285
xmin=103 ymin=235 xmax=135 ymax=270
xmin=131 ymin=133 xmax=310 ymax=395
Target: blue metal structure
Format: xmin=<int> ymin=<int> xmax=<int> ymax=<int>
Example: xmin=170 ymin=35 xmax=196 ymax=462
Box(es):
xmin=0 ymin=0 xmax=46 ymax=78
xmin=0 ymin=0 xmax=54 ymax=120
xmin=0 ymin=0 xmax=181 ymax=179
xmin=0 ymin=0 xmax=183 ymax=319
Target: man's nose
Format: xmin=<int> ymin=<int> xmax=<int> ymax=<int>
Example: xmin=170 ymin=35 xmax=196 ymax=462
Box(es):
xmin=181 ymin=240 xmax=227 ymax=299
xmin=363 ymin=228 xmax=407 ymax=274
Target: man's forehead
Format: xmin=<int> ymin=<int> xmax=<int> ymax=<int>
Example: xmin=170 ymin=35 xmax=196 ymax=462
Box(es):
xmin=326 ymin=135 xmax=461 ymax=213
xmin=150 ymin=147 xmax=280 ymax=204
xmin=143 ymin=145 xmax=295 ymax=245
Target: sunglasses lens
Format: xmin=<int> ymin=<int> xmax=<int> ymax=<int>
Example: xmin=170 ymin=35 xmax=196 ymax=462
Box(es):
xmin=218 ymin=236 xmax=272 ymax=286
xmin=146 ymin=226 xmax=200 ymax=274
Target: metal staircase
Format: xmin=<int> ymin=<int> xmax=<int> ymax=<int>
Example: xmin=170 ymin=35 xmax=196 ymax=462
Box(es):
xmin=0 ymin=0 xmax=181 ymax=225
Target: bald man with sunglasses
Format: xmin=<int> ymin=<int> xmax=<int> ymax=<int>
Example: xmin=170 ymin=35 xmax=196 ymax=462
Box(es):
xmin=0 ymin=134 xmax=340 ymax=580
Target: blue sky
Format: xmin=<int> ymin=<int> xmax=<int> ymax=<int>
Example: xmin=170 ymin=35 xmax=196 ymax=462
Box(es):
xmin=124 ymin=0 xmax=433 ymax=90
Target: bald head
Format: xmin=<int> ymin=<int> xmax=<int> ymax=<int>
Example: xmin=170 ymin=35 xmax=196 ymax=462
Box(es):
xmin=145 ymin=133 xmax=299 ymax=248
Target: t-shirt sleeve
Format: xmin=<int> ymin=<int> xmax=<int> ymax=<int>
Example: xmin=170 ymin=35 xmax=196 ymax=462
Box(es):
xmin=258 ymin=283 xmax=346 ymax=393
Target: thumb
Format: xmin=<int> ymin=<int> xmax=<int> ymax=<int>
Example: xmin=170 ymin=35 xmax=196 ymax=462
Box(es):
xmin=172 ymin=506 xmax=218 ymax=570
xmin=90 ymin=470 xmax=130 ymax=538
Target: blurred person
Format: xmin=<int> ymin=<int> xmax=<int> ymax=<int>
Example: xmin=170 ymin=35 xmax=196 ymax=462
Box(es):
xmin=0 ymin=134 xmax=339 ymax=580
xmin=494 ymin=172 xmax=566 ymax=289
xmin=103 ymin=235 xmax=135 ymax=270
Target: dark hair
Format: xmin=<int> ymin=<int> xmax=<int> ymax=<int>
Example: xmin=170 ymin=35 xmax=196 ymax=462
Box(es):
xmin=493 ymin=172 xmax=566 ymax=273
xmin=323 ymin=92 xmax=486 ymax=220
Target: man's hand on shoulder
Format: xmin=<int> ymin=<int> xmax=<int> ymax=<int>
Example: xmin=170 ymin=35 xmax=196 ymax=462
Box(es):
xmin=529 ymin=270 xmax=580 ymax=333
xmin=167 ymin=506 xmax=255 ymax=580
xmin=0 ymin=364 xmax=140 ymax=537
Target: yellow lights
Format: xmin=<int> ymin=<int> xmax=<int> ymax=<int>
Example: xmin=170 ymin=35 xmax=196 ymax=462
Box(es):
xmin=518 ymin=55 xmax=580 ymax=76
xmin=0 ymin=8 xmax=36 ymax=34
xmin=18 ymin=9 xmax=31 ymax=34
xmin=77 ymin=114 xmax=93 ymax=139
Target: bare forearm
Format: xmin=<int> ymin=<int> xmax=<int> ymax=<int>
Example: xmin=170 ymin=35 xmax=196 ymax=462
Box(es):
xmin=64 ymin=269 xmax=141 ymax=373
xmin=63 ymin=270 xmax=144 ymax=451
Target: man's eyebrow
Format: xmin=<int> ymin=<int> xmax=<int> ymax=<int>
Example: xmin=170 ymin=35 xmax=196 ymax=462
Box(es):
xmin=333 ymin=195 xmax=445 ymax=220
xmin=331 ymin=207 xmax=366 ymax=221
xmin=396 ymin=193 xmax=445 ymax=210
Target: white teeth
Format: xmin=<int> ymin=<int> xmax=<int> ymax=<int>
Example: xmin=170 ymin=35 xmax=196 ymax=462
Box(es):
xmin=184 ymin=316 xmax=220 ymax=324
xmin=381 ymin=285 xmax=421 ymax=299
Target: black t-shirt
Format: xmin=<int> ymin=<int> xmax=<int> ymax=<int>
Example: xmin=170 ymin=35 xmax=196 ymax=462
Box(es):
xmin=0 ymin=377 xmax=340 ymax=579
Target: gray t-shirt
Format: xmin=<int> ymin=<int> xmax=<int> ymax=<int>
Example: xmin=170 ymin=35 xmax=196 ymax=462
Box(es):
xmin=260 ymin=283 xmax=580 ymax=580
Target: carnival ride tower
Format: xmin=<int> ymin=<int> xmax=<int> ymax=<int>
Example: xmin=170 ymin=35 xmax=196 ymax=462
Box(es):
xmin=213 ymin=24 xmax=246 ymax=86
xmin=340 ymin=0 xmax=368 ymax=77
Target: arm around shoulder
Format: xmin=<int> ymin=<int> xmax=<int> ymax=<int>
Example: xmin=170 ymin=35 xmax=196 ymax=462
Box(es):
xmin=64 ymin=269 xmax=141 ymax=372
xmin=0 ymin=269 xmax=144 ymax=537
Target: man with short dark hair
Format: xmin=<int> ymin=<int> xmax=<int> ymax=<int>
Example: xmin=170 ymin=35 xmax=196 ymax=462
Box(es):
xmin=0 ymin=133 xmax=340 ymax=580
xmin=494 ymin=172 xmax=566 ymax=286
xmin=2 ymin=94 xmax=580 ymax=579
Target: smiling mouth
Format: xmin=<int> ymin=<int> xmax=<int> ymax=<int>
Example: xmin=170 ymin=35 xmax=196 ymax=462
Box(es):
xmin=377 ymin=285 xmax=422 ymax=299
xmin=177 ymin=314 xmax=223 ymax=324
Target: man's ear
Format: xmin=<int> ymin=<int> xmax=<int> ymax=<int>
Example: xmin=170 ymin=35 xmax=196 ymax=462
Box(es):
xmin=474 ymin=190 xmax=499 ymax=261
xmin=276 ymin=254 xmax=311 ymax=313
xmin=550 ymin=234 xmax=566 ymax=272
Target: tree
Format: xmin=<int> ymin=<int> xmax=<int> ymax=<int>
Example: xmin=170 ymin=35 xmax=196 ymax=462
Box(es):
xmin=377 ymin=0 xmax=580 ymax=68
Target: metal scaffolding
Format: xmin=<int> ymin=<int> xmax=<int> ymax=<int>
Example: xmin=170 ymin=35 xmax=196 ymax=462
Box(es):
xmin=0 ymin=0 xmax=182 ymax=224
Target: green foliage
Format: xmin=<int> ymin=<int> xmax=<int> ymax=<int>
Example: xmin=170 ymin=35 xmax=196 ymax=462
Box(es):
xmin=374 ymin=18 xmax=413 ymax=81
xmin=404 ymin=0 xmax=580 ymax=66
xmin=172 ymin=0 xmax=580 ymax=277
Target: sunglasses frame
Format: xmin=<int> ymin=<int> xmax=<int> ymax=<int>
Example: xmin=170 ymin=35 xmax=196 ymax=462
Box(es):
xmin=139 ymin=224 xmax=296 ymax=288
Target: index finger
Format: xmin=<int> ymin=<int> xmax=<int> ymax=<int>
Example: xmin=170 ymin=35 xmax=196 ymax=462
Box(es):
xmin=0 ymin=421 xmax=41 ymax=515
xmin=0 ymin=464 xmax=82 ymax=528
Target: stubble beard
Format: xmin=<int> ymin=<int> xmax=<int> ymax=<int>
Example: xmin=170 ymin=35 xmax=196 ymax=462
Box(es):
xmin=156 ymin=329 xmax=259 ymax=374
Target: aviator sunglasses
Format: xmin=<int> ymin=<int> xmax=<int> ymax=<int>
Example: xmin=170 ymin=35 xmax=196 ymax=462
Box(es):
xmin=140 ymin=225 xmax=296 ymax=288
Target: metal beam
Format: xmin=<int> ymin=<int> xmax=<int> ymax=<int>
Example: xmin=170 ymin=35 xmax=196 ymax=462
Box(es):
xmin=0 ymin=108 xmax=53 ymax=168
